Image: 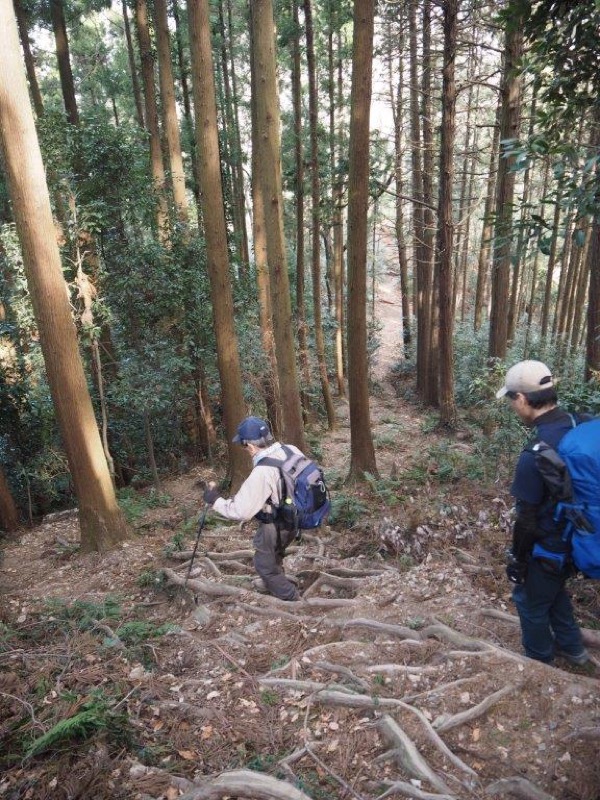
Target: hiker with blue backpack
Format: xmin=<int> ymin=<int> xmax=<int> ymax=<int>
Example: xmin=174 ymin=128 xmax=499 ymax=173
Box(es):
xmin=202 ymin=416 xmax=330 ymax=602
xmin=497 ymin=360 xmax=594 ymax=667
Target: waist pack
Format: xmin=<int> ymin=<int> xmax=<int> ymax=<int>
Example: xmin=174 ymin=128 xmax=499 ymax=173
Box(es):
xmin=257 ymin=445 xmax=330 ymax=534
xmin=532 ymin=417 xmax=600 ymax=579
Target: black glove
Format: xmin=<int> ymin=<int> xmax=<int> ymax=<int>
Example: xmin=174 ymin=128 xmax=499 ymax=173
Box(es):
xmin=203 ymin=485 xmax=221 ymax=505
xmin=506 ymin=558 xmax=528 ymax=585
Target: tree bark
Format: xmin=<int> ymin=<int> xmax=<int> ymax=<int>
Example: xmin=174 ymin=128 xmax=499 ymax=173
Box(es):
xmin=474 ymin=96 xmax=501 ymax=332
xmin=329 ymin=14 xmax=346 ymax=396
xmin=304 ymin=0 xmax=336 ymax=430
xmin=437 ymin=0 xmax=458 ymax=426
xmin=121 ymin=0 xmax=145 ymax=129
xmin=250 ymin=0 xmax=306 ymax=451
xmin=291 ymin=0 xmax=311 ymax=417
xmin=187 ymin=0 xmax=249 ymax=489
xmin=154 ymin=0 xmax=190 ymax=230
xmin=13 ymin=0 xmax=44 ymax=118
xmin=50 ymin=0 xmax=79 ymax=127
xmin=585 ymin=218 xmax=600 ymax=380
xmin=421 ymin=0 xmax=438 ymax=405
xmin=488 ymin=26 xmax=523 ymax=360
xmin=389 ymin=15 xmax=410 ymax=354
xmin=250 ymin=6 xmax=281 ymax=437
xmin=0 ymin=464 xmax=19 ymax=531
xmin=0 ymin=0 xmax=129 ymax=552
xmin=135 ymin=0 xmax=170 ymax=242
xmin=346 ymin=0 xmax=378 ymax=480
xmin=408 ymin=0 xmax=430 ymax=395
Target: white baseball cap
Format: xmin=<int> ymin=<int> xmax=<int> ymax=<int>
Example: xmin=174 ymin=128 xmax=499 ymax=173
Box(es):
xmin=496 ymin=360 xmax=554 ymax=399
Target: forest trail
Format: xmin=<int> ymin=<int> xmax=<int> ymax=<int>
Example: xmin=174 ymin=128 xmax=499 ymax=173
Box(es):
xmin=1 ymin=286 xmax=600 ymax=800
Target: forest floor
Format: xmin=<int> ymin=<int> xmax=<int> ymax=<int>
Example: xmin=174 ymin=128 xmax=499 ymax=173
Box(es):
xmin=1 ymin=272 xmax=600 ymax=800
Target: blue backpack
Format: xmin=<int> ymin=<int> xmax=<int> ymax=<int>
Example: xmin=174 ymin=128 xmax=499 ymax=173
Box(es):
xmin=533 ymin=417 xmax=600 ymax=578
xmin=258 ymin=445 xmax=331 ymax=535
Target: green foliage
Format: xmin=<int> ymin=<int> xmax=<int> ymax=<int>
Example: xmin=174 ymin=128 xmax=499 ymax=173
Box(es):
xmin=114 ymin=621 xmax=176 ymax=646
xmin=136 ymin=569 xmax=166 ymax=590
xmin=117 ymin=487 xmax=172 ymax=523
xmin=259 ymin=689 xmax=279 ymax=706
xmin=43 ymin=597 xmax=121 ymax=632
xmin=24 ymin=692 xmax=130 ymax=760
xmin=328 ymin=493 xmax=368 ymax=528
xmin=364 ymin=473 xmax=404 ymax=506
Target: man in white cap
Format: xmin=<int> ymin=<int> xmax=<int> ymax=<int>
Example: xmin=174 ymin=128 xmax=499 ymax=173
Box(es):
xmin=497 ymin=360 xmax=589 ymax=666
xmin=202 ymin=416 xmax=301 ymax=601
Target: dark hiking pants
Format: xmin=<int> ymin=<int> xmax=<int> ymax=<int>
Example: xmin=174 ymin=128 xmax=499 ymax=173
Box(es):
xmin=253 ymin=522 xmax=299 ymax=601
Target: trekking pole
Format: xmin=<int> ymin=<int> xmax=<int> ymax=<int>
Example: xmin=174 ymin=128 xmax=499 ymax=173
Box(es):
xmin=184 ymin=504 xmax=208 ymax=589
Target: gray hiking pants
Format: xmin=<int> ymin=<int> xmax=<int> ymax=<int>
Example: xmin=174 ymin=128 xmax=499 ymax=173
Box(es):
xmin=253 ymin=522 xmax=299 ymax=601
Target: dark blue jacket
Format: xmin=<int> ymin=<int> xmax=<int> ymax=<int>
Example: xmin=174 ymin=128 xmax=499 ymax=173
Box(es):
xmin=511 ymin=407 xmax=576 ymax=539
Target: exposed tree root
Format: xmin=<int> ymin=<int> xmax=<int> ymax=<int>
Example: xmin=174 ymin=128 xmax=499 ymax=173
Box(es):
xmin=365 ymin=664 xmax=440 ymax=676
xmin=377 ymin=715 xmax=454 ymax=795
xmin=376 ymin=779 xmax=457 ymax=799
xmin=177 ymin=768 xmax=314 ymax=800
xmin=163 ymin=568 xmax=356 ymax=610
xmin=314 ymin=660 xmax=371 ymax=691
xmin=485 ymin=776 xmax=557 ymax=799
xmin=301 ymin=572 xmax=362 ymax=598
xmin=433 ymin=684 xmax=519 ymax=733
xmin=401 ymin=675 xmax=485 ymax=702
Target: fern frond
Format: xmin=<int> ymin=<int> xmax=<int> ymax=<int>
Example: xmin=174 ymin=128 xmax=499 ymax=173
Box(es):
xmin=24 ymin=702 xmax=108 ymax=759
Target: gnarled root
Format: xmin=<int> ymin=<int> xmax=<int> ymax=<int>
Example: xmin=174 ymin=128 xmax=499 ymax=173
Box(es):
xmin=178 ymin=768 xmax=314 ymax=799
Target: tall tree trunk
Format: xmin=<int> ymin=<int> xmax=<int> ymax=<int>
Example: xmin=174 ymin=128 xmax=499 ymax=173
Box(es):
xmin=488 ymin=26 xmax=523 ymax=360
xmin=561 ymin=227 xmax=584 ymax=349
xmin=329 ymin=13 xmax=346 ymax=396
xmin=250 ymin=0 xmax=306 ymax=452
xmin=0 ymin=0 xmax=129 ymax=552
xmin=473 ymin=96 xmax=501 ymax=332
xmin=346 ymin=0 xmax=378 ymax=481
xmin=585 ymin=219 xmax=600 ymax=379
xmin=304 ymin=0 xmax=336 ymax=430
xmin=50 ymin=0 xmax=79 ymax=127
xmin=585 ymin=117 xmax=600 ymax=380
xmin=408 ymin=0 xmax=430 ymax=395
xmin=219 ymin=0 xmax=248 ymax=272
xmin=389 ymin=17 xmax=410 ymax=354
xmin=540 ymin=182 xmax=563 ymax=339
xmin=508 ymin=91 xmax=537 ymax=343
xmin=13 ymin=0 xmax=44 ymax=118
xmin=437 ymin=0 xmax=458 ymax=426
xmin=291 ymin=0 xmax=311 ymax=416
xmin=121 ymin=0 xmax=145 ymax=129
xmin=172 ymin=0 xmax=202 ymax=216
xmin=188 ymin=0 xmax=249 ymax=488
xmin=524 ymin=159 xmax=550 ymax=352
xmin=421 ymin=0 xmax=437 ymax=405
xmin=571 ymin=227 xmax=591 ymax=355
xmin=249 ymin=6 xmax=280 ymax=435
xmin=154 ymin=0 xmax=190 ymax=231
xmin=0 ymin=464 xmax=19 ymax=531
xmin=135 ymin=0 xmax=170 ymax=242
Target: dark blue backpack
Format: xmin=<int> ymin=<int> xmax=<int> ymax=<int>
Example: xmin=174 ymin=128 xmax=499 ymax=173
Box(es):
xmin=534 ymin=418 xmax=600 ymax=578
xmin=259 ymin=445 xmax=330 ymax=535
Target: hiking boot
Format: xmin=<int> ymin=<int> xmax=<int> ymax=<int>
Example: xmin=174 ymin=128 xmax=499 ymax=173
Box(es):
xmin=555 ymin=648 xmax=590 ymax=666
xmin=251 ymin=577 xmax=269 ymax=594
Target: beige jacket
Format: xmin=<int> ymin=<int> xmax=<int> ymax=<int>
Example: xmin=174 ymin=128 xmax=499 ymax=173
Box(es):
xmin=212 ymin=442 xmax=302 ymax=522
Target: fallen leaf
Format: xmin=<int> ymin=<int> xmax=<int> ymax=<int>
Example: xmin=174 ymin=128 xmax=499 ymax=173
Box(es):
xmin=178 ymin=750 xmax=196 ymax=760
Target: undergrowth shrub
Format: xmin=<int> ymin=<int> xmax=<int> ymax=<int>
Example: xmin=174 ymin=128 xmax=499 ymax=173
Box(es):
xmin=328 ymin=493 xmax=368 ymax=528
xmin=24 ymin=691 xmax=131 ymax=760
